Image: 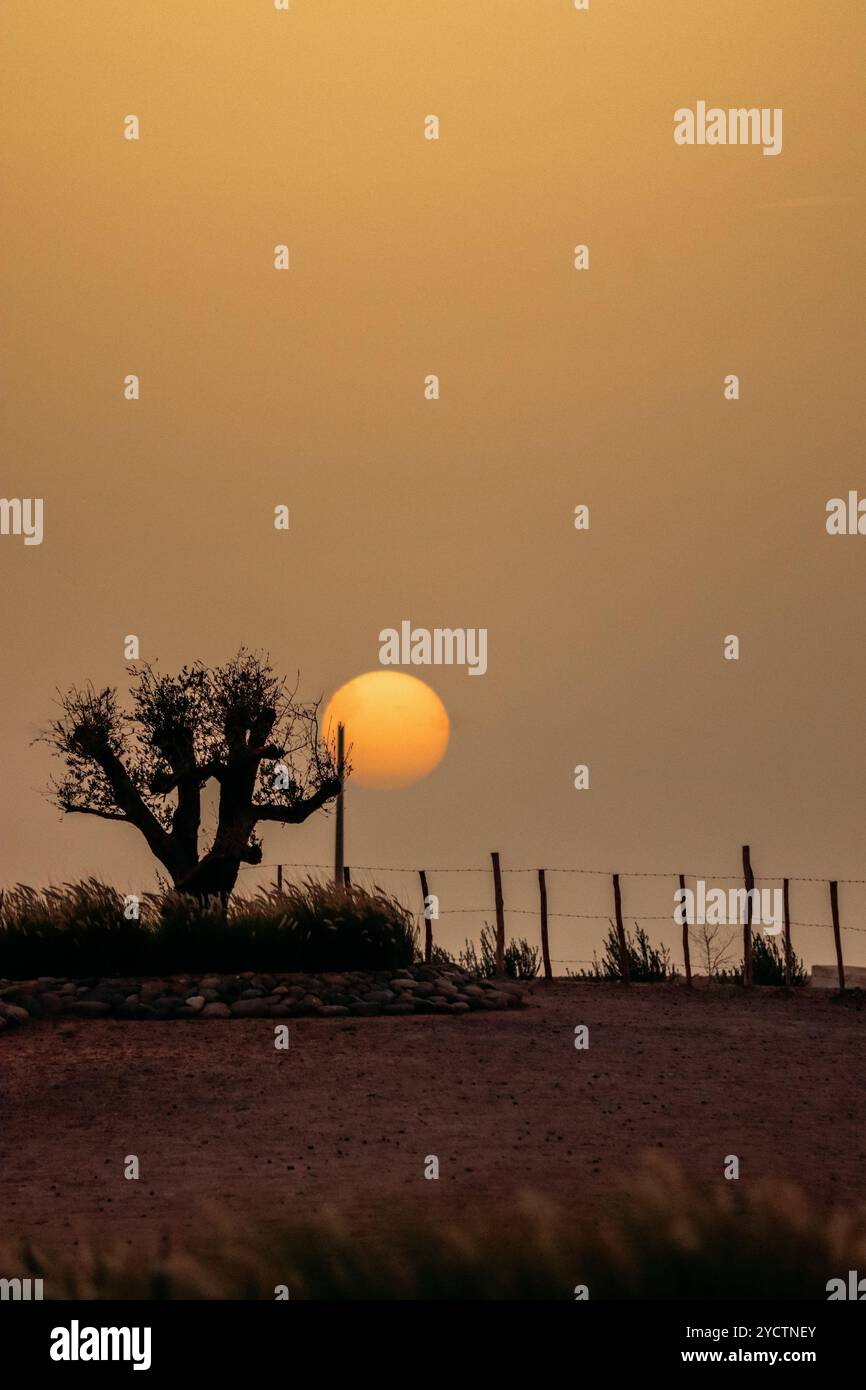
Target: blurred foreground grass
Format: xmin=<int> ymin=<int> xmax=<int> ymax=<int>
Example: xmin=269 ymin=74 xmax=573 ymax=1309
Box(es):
xmin=4 ymin=1159 xmax=861 ymax=1299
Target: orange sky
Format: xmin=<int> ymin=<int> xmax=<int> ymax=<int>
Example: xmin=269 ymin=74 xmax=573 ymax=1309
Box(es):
xmin=2 ymin=1 xmax=865 ymax=968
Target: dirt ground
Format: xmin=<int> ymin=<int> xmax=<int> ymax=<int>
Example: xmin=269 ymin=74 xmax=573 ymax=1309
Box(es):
xmin=2 ymin=981 xmax=865 ymax=1258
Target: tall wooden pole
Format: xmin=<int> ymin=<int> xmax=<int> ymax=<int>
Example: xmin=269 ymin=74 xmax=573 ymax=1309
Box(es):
xmin=276 ymin=864 xmax=283 ymax=894
xmin=829 ymin=880 xmax=845 ymax=992
xmin=783 ymin=877 xmax=792 ymax=988
xmin=334 ymin=722 xmax=345 ymax=886
xmin=491 ymin=852 xmax=505 ymax=975
xmin=742 ymin=845 xmax=754 ymax=987
xmin=538 ymin=869 xmax=552 ymax=981
xmin=679 ymin=873 xmax=692 ymax=987
xmin=612 ymin=874 xmax=630 ymax=985
xmin=419 ymin=870 xmax=433 ymax=964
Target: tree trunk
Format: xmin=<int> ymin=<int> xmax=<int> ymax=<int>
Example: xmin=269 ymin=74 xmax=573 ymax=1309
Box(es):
xmin=173 ymin=855 xmax=242 ymax=905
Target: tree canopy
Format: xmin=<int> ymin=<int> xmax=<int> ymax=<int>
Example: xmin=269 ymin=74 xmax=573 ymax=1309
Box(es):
xmin=42 ymin=651 xmax=343 ymax=900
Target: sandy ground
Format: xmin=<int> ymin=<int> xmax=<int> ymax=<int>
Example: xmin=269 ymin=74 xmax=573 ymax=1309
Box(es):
xmin=2 ymin=981 xmax=865 ymax=1257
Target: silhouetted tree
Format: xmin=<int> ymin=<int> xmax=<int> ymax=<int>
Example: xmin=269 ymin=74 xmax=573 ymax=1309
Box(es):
xmin=42 ymin=651 xmax=343 ymax=902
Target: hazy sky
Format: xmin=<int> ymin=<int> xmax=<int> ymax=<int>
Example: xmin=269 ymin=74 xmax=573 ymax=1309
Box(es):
xmin=3 ymin=1 xmax=865 ymax=969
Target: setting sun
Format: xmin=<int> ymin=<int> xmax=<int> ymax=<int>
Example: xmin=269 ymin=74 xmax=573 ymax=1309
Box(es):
xmin=322 ymin=672 xmax=450 ymax=790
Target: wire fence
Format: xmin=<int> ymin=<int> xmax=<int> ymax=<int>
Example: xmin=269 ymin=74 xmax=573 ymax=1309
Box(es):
xmin=237 ymin=849 xmax=866 ymax=983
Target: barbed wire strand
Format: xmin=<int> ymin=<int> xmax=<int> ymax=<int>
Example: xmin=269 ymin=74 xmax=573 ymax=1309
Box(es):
xmin=238 ymin=861 xmax=866 ymax=885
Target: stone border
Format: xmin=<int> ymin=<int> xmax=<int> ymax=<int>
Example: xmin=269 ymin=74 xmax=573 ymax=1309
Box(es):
xmin=0 ymin=965 xmax=528 ymax=1026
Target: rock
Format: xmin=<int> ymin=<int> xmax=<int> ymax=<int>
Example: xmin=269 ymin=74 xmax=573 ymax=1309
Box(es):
xmin=1 ymin=991 xmax=43 ymax=1017
xmin=201 ymin=1003 xmax=231 ymax=1019
xmin=140 ymin=981 xmax=167 ymax=1000
xmin=115 ymin=1002 xmax=153 ymax=1019
xmin=433 ymin=982 xmax=460 ymax=999
xmin=185 ymin=995 xmax=205 ymax=1012
xmin=230 ymin=1000 xmax=271 ymax=1018
xmin=449 ymin=1002 xmax=470 ymax=1013
xmin=480 ymin=990 xmax=512 ymax=1008
xmin=384 ymin=1002 xmax=415 ymax=1015
xmin=0 ymin=1002 xmax=30 ymax=1025
xmin=239 ymin=988 xmax=264 ymax=1000
xmin=66 ymin=1001 xmax=111 ymax=1018
xmin=199 ymin=976 xmax=224 ymax=991
xmin=78 ymin=985 xmax=116 ymax=1004
xmin=316 ymin=1004 xmax=349 ymax=1017
xmin=38 ymin=992 xmax=64 ymax=1015
xmin=364 ymin=990 xmax=395 ymax=1004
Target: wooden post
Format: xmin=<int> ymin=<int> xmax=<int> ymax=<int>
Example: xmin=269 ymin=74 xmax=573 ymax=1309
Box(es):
xmin=491 ymin=852 xmax=505 ymax=975
xmin=343 ymin=866 xmax=351 ymax=888
xmin=334 ymin=722 xmax=345 ymax=886
xmin=276 ymin=864 xmax=283 ymax=894
xmin=829 ymin=880 xmax=845 ymax=992
xmin=612 ymin=874 xmax=630 ymax=985
xmin=679 ymin=873 xmax=692 ymax=987
xmin=783 ymin=878 xmax=792 ymax=988
xmin=538 ymin=869 xmax=552 ymax=981
xmin=419 ymin=870 xmax=433 ymax=964
xmin=742 ymin=845 xmax=754 ymax=986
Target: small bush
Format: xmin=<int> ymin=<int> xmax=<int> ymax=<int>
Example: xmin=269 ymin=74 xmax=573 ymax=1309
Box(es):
xmin=716 ymin=931 xmax=808 ymax=986
xmin=0 ymin=878 xmax=417 ymax=979
xmin=457 ymin=923 xmax=539 ymax=980
xmin=575 ymin=921 xmax=673 ymax=982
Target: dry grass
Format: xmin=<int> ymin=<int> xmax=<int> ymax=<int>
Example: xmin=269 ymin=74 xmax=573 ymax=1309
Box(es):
xmin=4 ymin=1158 xmax=862 ymax=1300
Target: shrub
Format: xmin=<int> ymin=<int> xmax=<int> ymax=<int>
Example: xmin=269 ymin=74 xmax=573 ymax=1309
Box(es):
xmin=716 ymin=931 xmax=808 ymax=986
xmin=0 ymin=878 xmax=417 ymax=979
xmin=575 ymin=921 xmax=673 ymax=982
xmin=458 ymin=923 xmax=539 ymax=979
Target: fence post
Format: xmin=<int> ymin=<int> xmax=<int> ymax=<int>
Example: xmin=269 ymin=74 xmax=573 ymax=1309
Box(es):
xmin=419 ymin=870 xmax=433 ymax=964
xmin=276 ymin=864 xmax=283 ymax=894
xmin=334 ymin=722 xmax=345 ymax=886
xmin=783 ymin=878 xmax=792 ymax=987
xmin=679 ymin=873 xmax=692 ymax=987
xmin=829 ymin=880 xmax=845 ymax=992
xmin=742 ymin=845 xmax=754 ymax=986
xmin=343 ymin=866 xmax=351 ymax=888
xmin=491 ymin=852 xmax=505 ymax=975
xmin=612 ymin=874 xmax=630 ymax=985
xmin=538 ymin=869 xmax=552 ymax=981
